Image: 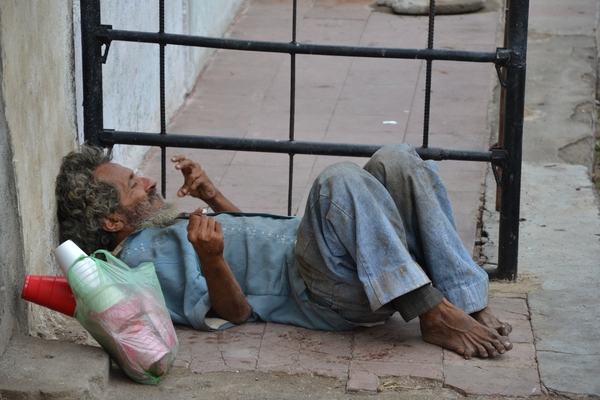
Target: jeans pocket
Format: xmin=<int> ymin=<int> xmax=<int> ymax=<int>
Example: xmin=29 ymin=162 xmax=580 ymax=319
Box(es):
xmin=331 ymin=282 xmax=371 ymax=312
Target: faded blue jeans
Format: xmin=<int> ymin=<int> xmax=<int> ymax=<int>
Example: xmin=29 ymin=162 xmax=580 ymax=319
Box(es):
xmin=295 ymin=143 xmax=489 ymax=324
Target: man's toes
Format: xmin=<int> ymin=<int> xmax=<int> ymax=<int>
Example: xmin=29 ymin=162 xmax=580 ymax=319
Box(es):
xmin=503 ymin=339 xmax=513 ymax=351
xmin=488 ymin=338 xmax=504 ymax=354
xmin=463 ymin=348 xmax=473 ymax=359
xmin=476 ymin=345 xmax=489 ymax=358
xmin=483 ymin=342 xmax=498 ymax=357
xmin=498 ymin=323 xmax=512 ymax=336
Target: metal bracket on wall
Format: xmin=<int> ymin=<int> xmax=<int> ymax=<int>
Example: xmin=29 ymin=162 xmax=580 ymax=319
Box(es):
xmin=96 ymin=25 xmax=113 ymax=64
xmin=490 ymin=147 xmax=507 ymax=187
xmin=495 ymin=48 xmax=511 ymax=88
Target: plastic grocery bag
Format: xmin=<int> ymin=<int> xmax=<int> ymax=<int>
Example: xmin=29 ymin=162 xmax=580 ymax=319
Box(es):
xmin=67 ymin=250 xmax=178 ymax=385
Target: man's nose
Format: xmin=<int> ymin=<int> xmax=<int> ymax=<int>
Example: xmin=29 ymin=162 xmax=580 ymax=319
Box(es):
xmin=143 ymin=177 xmax=157 ymax=192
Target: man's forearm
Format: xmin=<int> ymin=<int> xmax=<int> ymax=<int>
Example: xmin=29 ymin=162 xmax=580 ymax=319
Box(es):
xmin=205 ymin=190 xmax=241 ymax=213
xmin=199 ymin=254 xmax=251 ymax=324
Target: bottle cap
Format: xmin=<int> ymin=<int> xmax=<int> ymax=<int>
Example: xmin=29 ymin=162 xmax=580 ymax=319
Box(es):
xmin=54 ymin=240 xmax=87 ymax=276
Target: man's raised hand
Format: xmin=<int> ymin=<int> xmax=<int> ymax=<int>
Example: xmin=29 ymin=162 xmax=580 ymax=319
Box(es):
xmin=171 ymin=155 xmax=241 ymax=213
xmin=172 ymin=155 xmax=218 ymax=202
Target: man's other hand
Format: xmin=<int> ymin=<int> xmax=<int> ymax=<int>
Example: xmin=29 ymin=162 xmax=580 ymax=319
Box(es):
xmin=187 ymin=210 xmax=224 ymax=260
xmin=186 ymin=208 xmax=252 ymax=325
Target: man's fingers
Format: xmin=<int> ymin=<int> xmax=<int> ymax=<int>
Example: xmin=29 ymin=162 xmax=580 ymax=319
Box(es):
xmin=187 ymin=173 xmax=207 ymax=194
xmin=171 ymin=157 xmax=209 ymax=198
xmin=171 ymin=155 xmax=194 ymax=169
xmin=177 ymin=171 xmax=202 ymax=198
xmin=187 ymin=214 xmax=224 ymax=258
xmin=179 ymin=174 xmax=203 ymax=197
xmin=207 ymin=215 xmax=217 ymax=234
xmin=188 ymin=214 xmax=208 ymax=241
xmin=191 ymin=207 xmax=206 ymax=216
xmin=186 ymin=212 xmax=201 ymax=240
xmin=189 ymin=213 xmax=220 ymax=235
xmin=204 ymin=215 xmax=223 ymax=234
xmin=199 ymin=214 xmax=216 ymax=234
xmin=172 ymin=157 xmax=198 ymax=172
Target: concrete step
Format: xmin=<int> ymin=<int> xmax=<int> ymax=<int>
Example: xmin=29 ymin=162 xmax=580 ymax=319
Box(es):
xmin=0 ymin=335 xmax=109 ymax=399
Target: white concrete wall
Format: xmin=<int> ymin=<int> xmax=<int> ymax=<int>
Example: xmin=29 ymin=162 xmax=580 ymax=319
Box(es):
xmin=0 ymin=0 xmax=80 ymax=342
xmin=0 ymin=0 xmax=243 ymax=343
xmin=74 ymin=0 xmax=244 ymax=167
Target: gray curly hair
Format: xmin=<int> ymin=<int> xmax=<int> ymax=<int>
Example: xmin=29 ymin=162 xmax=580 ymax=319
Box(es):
xmin=55 ymin=145 xmax=120 ymax=254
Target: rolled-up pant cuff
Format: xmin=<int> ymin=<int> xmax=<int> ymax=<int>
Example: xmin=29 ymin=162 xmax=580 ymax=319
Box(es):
xmin=392 ymin=284 xmax=444 ymax=322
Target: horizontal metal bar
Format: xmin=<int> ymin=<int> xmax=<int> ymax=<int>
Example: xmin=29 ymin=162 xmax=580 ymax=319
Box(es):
xmin=101 ymin=28 xmax=506 ymax=64
xmin=99 ymin=130 xmax=497 ymax=162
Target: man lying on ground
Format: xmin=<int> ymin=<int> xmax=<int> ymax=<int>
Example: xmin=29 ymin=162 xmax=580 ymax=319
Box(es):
xmin=55 ymin=143 xmax=512 ymax=359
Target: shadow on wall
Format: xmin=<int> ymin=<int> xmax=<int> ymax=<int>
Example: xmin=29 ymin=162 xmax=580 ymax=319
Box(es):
xmin=0 ymin=99 xmax=28 ymax=355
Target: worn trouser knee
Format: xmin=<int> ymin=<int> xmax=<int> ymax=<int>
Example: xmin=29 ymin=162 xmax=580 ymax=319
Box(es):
xmin=297 ymin=159 xmax=431 ymax=322
xmin=314 ymin=161 xmax=365 ymax=188
xmin=364 ymin=143 xmax=424 ymax=178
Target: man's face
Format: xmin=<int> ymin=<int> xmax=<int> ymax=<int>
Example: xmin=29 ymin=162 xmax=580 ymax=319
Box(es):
xmin=94 ymin=162 xmax=163 ymax=225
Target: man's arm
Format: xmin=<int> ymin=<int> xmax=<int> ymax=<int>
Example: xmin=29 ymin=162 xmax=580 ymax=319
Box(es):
xmin=172 ymin=155 xmax=241 ymax=213
xmin=187 ymin=209 xmax=251 ymax=325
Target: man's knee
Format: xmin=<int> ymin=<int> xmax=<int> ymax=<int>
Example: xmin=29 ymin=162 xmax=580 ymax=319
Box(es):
xmin=314 ymin=161 xmax=364 ymax=187
xmin=363 ymin=144 xmax=428 ymax=183
xmin=368 ymin=143 xmax=421 ymax=171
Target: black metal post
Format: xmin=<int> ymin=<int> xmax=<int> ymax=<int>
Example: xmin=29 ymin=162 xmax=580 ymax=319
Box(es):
xmin=287 ymin=0 xmax=298 ymax=216
xmin=80 ymin=0 xmax=104 ymax=145
xmin=159 ymin=0 xmax=167 ymax=198
xmin=496 ymin=0 xmax=529 ymax=281
xmin=422 ymin=0 xmax=436 ymax=148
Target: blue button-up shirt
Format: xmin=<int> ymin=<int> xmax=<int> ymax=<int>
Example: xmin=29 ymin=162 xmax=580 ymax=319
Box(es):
xmin=118 ymin=213 xmax=355 ymax=331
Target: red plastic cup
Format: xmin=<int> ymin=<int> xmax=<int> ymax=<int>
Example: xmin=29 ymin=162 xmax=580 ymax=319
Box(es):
xmin=21 ymin=275 xmax=76 ymax=317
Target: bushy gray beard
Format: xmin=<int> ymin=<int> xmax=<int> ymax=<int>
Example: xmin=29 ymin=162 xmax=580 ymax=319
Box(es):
xmin=125 ymin=189 xmax=181 ymax=231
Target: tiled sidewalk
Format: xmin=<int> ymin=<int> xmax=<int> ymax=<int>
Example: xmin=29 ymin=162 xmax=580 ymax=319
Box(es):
xmin=139 ymin=0 xmax=538 ymax=396
xmin=173 ymin=296 xmax=538 ymax=396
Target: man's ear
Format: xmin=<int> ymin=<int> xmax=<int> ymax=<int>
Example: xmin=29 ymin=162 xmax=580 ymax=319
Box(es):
xmin=101 ymin=214 xmax=125 ymax=233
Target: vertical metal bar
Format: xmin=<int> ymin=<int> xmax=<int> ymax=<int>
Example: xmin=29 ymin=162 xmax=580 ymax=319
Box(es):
xmin=159 ymin=0 xmax=167 ymax=198
xmin=80 ymin=0 xmax=104 ymax=145
xmin=422 ymin=0 xmax=436 ymax=148
xmin=495 ymin=0 xmax=510 ymax=212
xmin=496 ymin=0 xmax=528 ymax=281
xmin=287 ymin=0 xmax=298 ymax=216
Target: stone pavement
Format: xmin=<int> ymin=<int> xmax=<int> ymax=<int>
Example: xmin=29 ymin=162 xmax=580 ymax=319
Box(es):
xmin=171 ymin=296 xmax=537 ymax=396
xmin=2 ymin=0 xmax=600 ymax=398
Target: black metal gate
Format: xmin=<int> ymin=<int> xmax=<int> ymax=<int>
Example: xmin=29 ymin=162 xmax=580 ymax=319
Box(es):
xmin=80 ymin=0 xmax=528 ymax=281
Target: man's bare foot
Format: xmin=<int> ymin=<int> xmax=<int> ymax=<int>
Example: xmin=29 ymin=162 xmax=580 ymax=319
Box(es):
xmin=470 ymin=306 xmax=512 ymax=337
xmin=419 ymin=298 xmax=513 ymax=359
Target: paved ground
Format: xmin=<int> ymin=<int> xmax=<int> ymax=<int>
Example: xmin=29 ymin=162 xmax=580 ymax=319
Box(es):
xmin=2 ymin=0 xmax=600 ymax=398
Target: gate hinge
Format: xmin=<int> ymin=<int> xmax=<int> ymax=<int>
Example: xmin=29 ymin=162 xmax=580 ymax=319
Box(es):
xmin=100 ymin=129 xmax=115 ymax=147
xmin=491 ymin=163 xmax=501 ymax=187
xmin=490 ymin=147 xmax=507 ymax=162
xmin=490 ymin=147 xmax=506 ymax=186
xmin=495 ymin=48 xmax=510 ymax=88
xmin=495 ymin=47 xmax=527 ymax=88
xmin=95 ymin=25 xmax=113 ymax=64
